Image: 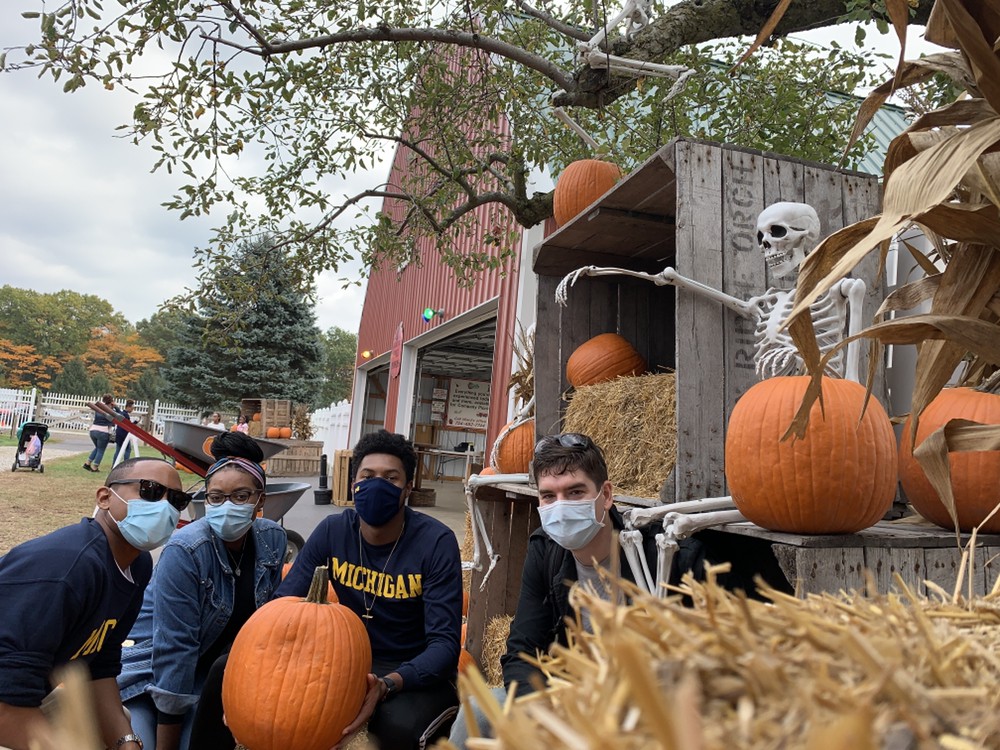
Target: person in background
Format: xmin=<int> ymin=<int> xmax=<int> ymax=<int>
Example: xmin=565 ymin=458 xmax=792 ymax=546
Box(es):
xmin=118 ymin=432 xmax=286 ymax=750
xmin=0 ymin=458 xmax=187 ymax=750
xmin=112 ymin=399 xmax=137 ymax=464
xmin=235 ymin=415 xmax=249 ymax=434
xmin=276 ymin=429 xmax=462 ymax=750
xmin=83 ymin=394 xmax=117 ymax=472
xmin=205 ymin=412 xmax=226 ymax=431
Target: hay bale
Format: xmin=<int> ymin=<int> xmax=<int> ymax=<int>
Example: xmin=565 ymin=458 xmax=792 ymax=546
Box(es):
xmin=459 ymin=570 xmax=1000 ymax=747
xmin=481 ymin=615 xmax=512 ymax=688
xmin=563 ymin=372 xmax=676 ymax=499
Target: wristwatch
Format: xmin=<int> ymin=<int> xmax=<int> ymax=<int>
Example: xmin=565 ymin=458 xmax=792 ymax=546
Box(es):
xmin=115 ymin=734 xmax=144 ymax=749
xmin=380 ymin=675 xmax=399 ymax=700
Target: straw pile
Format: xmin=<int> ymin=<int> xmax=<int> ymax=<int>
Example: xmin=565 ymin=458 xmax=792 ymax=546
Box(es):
xmin=448 ymin=567 xmax=1000 ymax=748
xmin=481 ymin=615 xmax=513 ymax=688
xmin=563 ymin=373 xmax=676 ymax=498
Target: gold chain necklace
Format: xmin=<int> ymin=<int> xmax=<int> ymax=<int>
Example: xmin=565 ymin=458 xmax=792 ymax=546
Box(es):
xmin=358 ymin=521 xmax=405 ymax=623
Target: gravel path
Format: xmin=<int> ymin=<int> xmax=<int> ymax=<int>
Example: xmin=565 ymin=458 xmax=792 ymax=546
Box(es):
xmin=0 ymin=446 xmax=87 ymax=471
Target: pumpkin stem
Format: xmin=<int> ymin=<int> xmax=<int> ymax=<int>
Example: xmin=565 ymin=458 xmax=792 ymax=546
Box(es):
xmin=306 ymin=565 xmax=331 ymax=605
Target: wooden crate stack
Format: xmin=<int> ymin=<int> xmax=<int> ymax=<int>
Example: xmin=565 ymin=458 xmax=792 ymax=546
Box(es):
xmin=266 ymin=439 xmax=323 ymax=477
xmin=241 ymin=398 xmax=293 ymax=438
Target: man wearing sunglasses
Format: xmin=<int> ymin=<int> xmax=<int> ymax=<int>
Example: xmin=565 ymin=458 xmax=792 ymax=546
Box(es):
xmin=0 ymin=457 xmax=186 ymax=750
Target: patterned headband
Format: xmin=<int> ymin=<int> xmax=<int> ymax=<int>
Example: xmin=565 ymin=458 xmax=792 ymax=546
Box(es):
xmin=205 ymin=456 xmax=266 ymax=488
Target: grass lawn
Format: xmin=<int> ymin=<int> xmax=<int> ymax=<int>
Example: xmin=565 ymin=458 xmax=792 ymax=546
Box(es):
xmin=1 ymin=454 xmax=107 ymax=555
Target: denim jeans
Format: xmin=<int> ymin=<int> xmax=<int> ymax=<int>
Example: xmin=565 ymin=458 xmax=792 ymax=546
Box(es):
xmin=124 ymin=692 xmax=194 ymax=750
xmin=87 ymin=428 xmax=110 ymax=466
xmin=447 ymin=686 xmax=508 ymax=749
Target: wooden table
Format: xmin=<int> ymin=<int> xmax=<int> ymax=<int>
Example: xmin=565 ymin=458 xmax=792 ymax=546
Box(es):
xmin=413 ymin=447 xmax=483 ymax=489
xmin=715 ymin=520 xmax=1000 ymax=598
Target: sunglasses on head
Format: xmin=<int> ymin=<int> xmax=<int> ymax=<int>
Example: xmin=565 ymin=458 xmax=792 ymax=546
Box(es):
xmin=534 ymin=433 xmax=593 ymax=455
xmin=108 ymin=479 xmax=192 ymax=512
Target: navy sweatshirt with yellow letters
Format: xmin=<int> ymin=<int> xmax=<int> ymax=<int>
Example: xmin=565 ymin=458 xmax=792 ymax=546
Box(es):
xmin=0 ymin=518 xmax=152 ymax=706
xmin=275 ymin=506 xmax=462 ymax=689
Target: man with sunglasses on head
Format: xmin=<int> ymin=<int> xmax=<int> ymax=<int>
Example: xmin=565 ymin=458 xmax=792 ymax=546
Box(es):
xmin=450 ymin=432 xmax=706 ymax=748
xmin=0 ymin=457 xmax=186 ymax=750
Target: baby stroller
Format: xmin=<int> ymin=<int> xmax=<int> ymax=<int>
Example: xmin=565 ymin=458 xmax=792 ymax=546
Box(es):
xmin=12 ymin=422 xmax=49 ymax=473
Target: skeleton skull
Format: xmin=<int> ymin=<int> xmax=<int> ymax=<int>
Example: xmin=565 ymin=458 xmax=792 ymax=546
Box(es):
xmin=756 ymin=202 xmax=821 ymax=281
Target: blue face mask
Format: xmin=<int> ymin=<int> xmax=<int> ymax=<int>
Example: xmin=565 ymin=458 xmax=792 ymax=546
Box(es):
xmin=206 ymin=501 xmax=257 ymax=542
xmin=111 ymin=490 xmax=179 ymax=551
xmin=352 ymin=477 xmax=405 ymax=527
xmin=538 ymin=497 xmax=607 ymax=551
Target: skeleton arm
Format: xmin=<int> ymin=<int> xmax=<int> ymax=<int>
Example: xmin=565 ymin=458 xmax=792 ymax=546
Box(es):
xmin=838 ymin=278 xmax=867 ymax=383
xmin=556 ymin=265 xmax=758 ymax=319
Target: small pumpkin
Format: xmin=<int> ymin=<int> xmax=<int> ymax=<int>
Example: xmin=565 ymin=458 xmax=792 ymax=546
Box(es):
xmin=279 ymin=426 xmax=293 ymax=439
xmin=230 ymin=425 xmax=238 ymax=432
xmin=566 ymin=333 xmax=646 ymax=387
xmin=223 ymin=567 xmax=370 ymax=750
xmin=495 ymin=420 xmax=535 ymax=474
xmin=725 ymin=376 xmax=896 ymax=534
xmin=478 ymin=466 xmax=498 ymax=476
xmin=462 ymin=590 xmax=470 ymax=618
xmin=266 ymin=427 xmax=281 ymax=438
xmin=252 ymin=412 xmax=261 ymax=422
xmin=899 ymin=387 xmax=1000 ymax=532
xmin=553 ymin=159 xmax=622 ymax=227
xmin=459 ymin=648 xmax=476 ymax=674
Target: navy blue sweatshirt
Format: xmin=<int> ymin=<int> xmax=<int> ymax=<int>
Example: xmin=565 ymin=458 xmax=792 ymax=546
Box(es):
xmin=275 ymin=506 xmax=462 ymax=689
xmin=0 ymin=519 xmax=152 ymax=707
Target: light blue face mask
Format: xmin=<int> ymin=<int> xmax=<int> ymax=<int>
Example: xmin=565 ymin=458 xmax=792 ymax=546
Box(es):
xmin=111 ymin=490 xmax=180 ymax=551
xmin=205 ymin=501 xmax=257 ymax=542
xmin=538 ymin=497 xmax=607 ymax=551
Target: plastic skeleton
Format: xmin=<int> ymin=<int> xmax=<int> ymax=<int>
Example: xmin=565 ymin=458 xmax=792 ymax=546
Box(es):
xmin=556 ymin=202 xmax=867 ymax=595
xmin=576 ymin=0 xmax=694 ymax=93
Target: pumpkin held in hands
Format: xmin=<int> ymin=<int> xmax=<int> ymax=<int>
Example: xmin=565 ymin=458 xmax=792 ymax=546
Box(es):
xmin=553 ymin=159 xmax=622 ymax=227
xmin=222 ymin=567 xmax=371 ymax=750
xmin=725 ymin=376 xmax=896 ymax=534
xmin=566 ymin=333 xmax=646 ymax=387
xmin=899 ymin=387 xmax=1000 ymax=533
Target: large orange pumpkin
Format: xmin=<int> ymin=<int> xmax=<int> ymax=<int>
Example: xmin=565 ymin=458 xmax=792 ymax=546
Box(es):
xmin=222 ymin=567 xmax=370 ymax=750
xmin=725 ymin=376 xmax=896 ymax=534
xmin=553 ymin=159 xmax=622 ymax=227
xmin=279 ymin=426 xmax=293 ymax=439
xmin=495 ymin=420 xmax=535 ymax=474
xmin=566 ymin=333 xmax=646 ymax=387
xmin=899 ymin=388 xmax=1000 ymax=532
xmin=459 ymin=649 xmax=476 ymax=674
xmin=266 ymin=427 xmax=281 ymax=438
xmin=282 ymin=561 xmax=335 ymax=601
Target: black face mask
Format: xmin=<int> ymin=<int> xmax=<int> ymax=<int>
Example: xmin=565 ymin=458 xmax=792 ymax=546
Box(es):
xmin=352 ymin=477 xmax=404 ymax=526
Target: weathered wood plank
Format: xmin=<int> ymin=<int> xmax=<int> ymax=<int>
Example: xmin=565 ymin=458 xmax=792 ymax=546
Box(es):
xmin=983 ymin=546 xmax=1000 ymax=595
xmin=534 ymin=275 xmax=563 ymax=437
xmin=674 ymin=140 xmax=726 ymax=500
xmin=466 ymin=498 xmax=499 ymax=663
xmin=790 ymin=546 xmax=866 ymax=596
xmin=863 ymin=546 xmax=926 ymax=595
xmin=717 ymin=520 xmax=1000 ymax=549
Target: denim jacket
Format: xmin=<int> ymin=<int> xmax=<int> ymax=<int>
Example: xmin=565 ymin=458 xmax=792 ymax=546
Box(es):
xmin=118 ymin=518 xmax=286 ymax=714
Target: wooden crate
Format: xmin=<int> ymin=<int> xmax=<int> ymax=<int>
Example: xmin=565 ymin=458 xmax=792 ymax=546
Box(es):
xmin=240 ymin=398 xmax=293 ymax=433
xmin=332 ymin=449 xmax=354 ymax=506
xmin=266 ymin=439 xmax=322 ymax=476
xmin=533 ymin=138 xmax=883 ymax=503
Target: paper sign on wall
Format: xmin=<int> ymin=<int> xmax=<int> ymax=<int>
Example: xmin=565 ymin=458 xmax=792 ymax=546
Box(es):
xmin=445 ymin=379 xmax=490 ymax=430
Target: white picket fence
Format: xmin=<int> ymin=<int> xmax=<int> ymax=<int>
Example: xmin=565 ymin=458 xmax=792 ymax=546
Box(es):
xmin=311 ymin=400 xmax=352 ymax=455
xmin=1 ymin=389 xmax=201 ymax=436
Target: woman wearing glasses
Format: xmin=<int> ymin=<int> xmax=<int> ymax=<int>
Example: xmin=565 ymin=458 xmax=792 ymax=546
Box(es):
xmin=117 ymin=432 xmax=287 ymax=750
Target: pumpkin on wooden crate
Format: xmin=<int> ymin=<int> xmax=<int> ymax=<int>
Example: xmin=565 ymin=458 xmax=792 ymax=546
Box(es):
xmin=266 ymin=427 xmax=281 ymax=438
xmin=222 ymin=567 xmax=371 ymax=750
xmin=252 ymin=412 xmax=261 ymax=422
xmin=899 ymin=387 xmax=1000 ymax=533
xmin=566 ymin=333 xmax=646 ymax=387
xmin=725 ymin=376 xmax=896 ymax=534
xmin=279 ymin=426 xmax=293 ymax=439
xmin=553 ymin=159 xmax=622 ymax=227
xmin=495 ymin=420 xmax=534 ymax=474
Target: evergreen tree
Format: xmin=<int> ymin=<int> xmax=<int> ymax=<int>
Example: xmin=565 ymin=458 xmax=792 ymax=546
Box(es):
xmin=317 ymin=327 xmax=357 ymax=406
xmin=89 ymin=373 xmax=112 ymax=396
xmin=161 ymin=238 xmax=323 ymax=409
xmin=50 ymin=358 xmax=92 ymax=395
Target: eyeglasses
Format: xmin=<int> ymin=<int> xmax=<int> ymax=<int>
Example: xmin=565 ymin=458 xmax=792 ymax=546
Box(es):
xmin=534 ymin=433 xmax=593 ymax=455
xmin=108 ymin=479 xmax=192 ymax=512
xmin=205 ymin=490 xmax=262 ymax=506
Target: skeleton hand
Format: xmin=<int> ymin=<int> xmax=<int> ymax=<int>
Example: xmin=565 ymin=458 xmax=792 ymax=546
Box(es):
xmin=556 ymin=266 xmax=601 ymax=306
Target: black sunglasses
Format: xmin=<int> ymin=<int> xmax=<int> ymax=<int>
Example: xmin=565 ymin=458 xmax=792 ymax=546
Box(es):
xmin=108 ymin=479 xmax=192 ymax=512
xmin=534 ymin=433 xmax=593 ymax=454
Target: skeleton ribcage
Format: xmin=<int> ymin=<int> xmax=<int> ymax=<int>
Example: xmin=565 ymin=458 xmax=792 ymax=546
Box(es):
xmin=753 ymin=289 xmax=847 ymax=379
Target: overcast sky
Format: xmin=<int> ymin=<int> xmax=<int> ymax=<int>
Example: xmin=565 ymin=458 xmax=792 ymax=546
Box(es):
xmin=1 ymin=7 xmax=935 ymax=335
